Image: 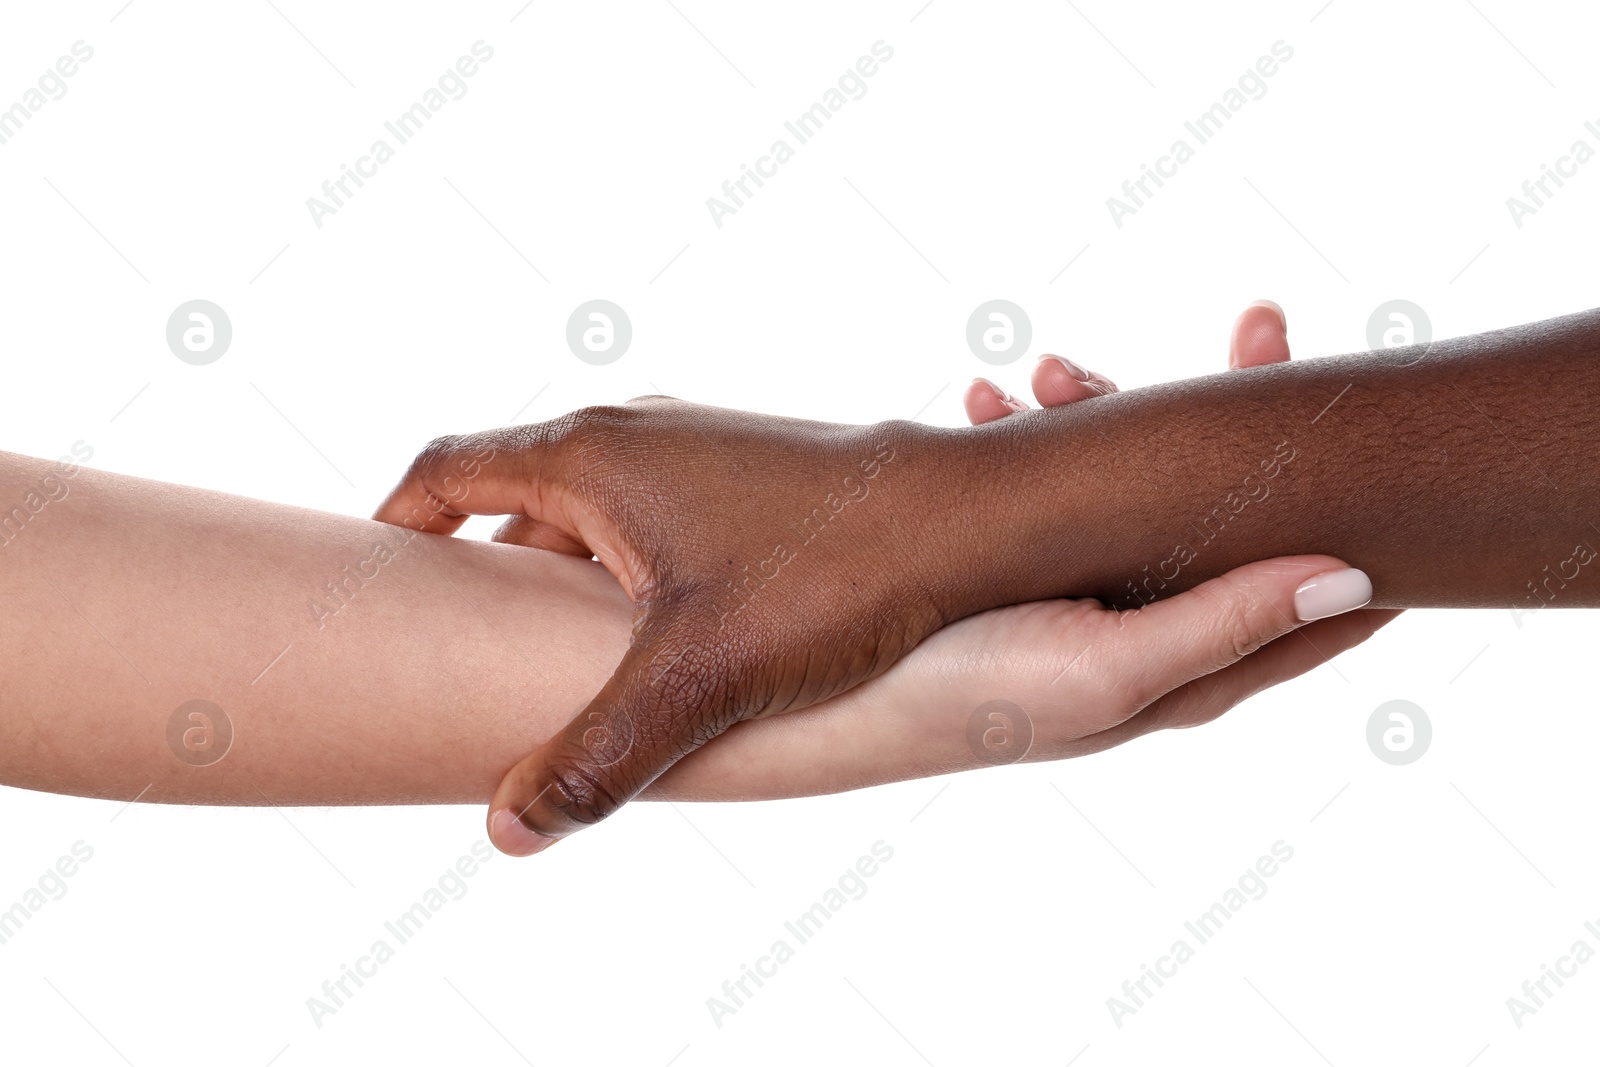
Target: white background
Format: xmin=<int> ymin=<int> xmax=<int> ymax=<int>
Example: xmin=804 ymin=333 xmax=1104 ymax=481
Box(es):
xmin=2 ymin=1 xmax=1597 ymax=1063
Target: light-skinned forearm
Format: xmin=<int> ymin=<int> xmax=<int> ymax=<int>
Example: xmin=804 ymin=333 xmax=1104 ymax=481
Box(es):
xmin=0 ymin=451 xmax=656 ymax=805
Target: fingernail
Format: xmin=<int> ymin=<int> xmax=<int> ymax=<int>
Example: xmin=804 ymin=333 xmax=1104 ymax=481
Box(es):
xmin=1294 ymin=568 xmax=1372 ymax=621
xmin=490 ymin=807 xmax=558 ymax=857
xmin=1250 ymin=299 xmax=1287 ymax=333
xmin=972 ymin=377 xmax=1013 ymax=402
xmin=1039 ymin=354 xmax=1090 ymax=381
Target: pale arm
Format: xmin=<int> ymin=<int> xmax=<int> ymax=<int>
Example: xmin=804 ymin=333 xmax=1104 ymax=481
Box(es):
xmin=0 ymin=449 xmax=636 ymax=806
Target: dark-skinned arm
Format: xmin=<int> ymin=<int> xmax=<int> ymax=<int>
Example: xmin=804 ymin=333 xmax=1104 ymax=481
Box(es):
xmin=939 ymin=307 xmax=1597 ymax=613
xmin=375 ymin=308 xmax=1598 ymax=853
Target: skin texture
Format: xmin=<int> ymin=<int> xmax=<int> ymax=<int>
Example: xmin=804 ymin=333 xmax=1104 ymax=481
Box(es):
xmin=0 ymin=458 xmax=1384 ymax=807
xmin=1 ymin=305 xmax=1392 ymax=811
xmin=945 ymin=309 xmax=1600 ymax=611
xmin=380 ymin=300 xmax=1561 ymax=854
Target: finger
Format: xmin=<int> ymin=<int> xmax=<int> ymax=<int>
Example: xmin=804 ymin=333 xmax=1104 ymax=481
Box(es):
xmin=1072 ymin=607 xmax=1401 ymax=754
xmin=1230 ymin=300 xmax=1291 ymax=369
xmin=371 ymin=418 xmax=642 ymax=594
xmin=1133 ymin=607 xmax=1400 ymax=733
xmin=372 ymin=426 xmax=555 ymax=536
xmin=1098 ymin=555 xmax=1373 ymax=715
xmin=643 ymin=602 xmax=1401 ymax=802
xmin=964 ymin=378 xmax=1028 ymax=425
xmin=1031 ymin=355 xmax=1118 ymax=408
xmin=491 ymin=515 xmax=593 ymax=558
xmin=487 ymin=620 xmax=731 ymax=855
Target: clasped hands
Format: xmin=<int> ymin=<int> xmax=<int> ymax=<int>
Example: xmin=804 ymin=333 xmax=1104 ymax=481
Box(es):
xmin=374 ymin=302 xmax=1393 ymax=856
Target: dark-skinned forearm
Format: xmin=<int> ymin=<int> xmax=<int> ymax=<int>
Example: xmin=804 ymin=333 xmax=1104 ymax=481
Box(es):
xmin=905 ymin=308 xmax=1600 ymax=613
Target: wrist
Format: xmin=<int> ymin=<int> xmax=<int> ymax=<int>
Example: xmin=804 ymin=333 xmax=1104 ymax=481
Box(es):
xmin=857 ymin=415 xmax=1093 ymax=619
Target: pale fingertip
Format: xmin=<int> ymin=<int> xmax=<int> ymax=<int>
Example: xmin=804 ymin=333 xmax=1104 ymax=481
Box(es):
xmin=1294 ymin=568 xmax=1372 ymax=621
xmin=971 ymin=377 xmax=1013 ymax=402
xmin=1248 ymin=299 xmax=1287 ymax=333
xmin=489 ymin=807 xmax=558 ymax=857
xmin=1038 ymin=354 xmax=1090 ymax=382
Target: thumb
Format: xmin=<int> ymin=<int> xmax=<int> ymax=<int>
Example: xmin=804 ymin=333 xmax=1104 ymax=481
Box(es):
xmin=1106 ymin=555 xmax=1373 ymax=708
xmin=487 ymin=621 xmax=732 ymax=856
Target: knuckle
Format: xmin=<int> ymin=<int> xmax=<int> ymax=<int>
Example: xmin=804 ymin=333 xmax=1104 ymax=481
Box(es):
xmin=535 ymin=405 xmax=634 ymax=456
xmin=1223 ymin=603 xmax=1265 ymax=661
xmin=564 ymin=404 xmax=629 ymax=435
xmin=1170 ymin=683 xmax=1246 ymax=735
xmin=413 ymin=434 xmax=460 ymax=475
xmin=631 ymin=618 xmax=748 ymax=732
xmin=646 ymin=641 xmax=732 ymax=721
xmin=1114 ymin=670 xmax=1165 ymax=718
xmin=1192 ymin=577 xmax=1271 ymax=663
xmin=542 ymin=757 xmax=627 ymax=829
xmin=1082 ymin=621 xmax=1164 ymax=712
xmin=1157 ymin=678 xmax=1220 ymax=731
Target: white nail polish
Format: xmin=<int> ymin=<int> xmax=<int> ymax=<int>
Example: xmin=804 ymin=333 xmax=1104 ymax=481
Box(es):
xmin=1249 ymin=299 xmax=1287 ymax=333
xmin=1040 ymin=354 xmax=1090 ymax=382
xmin=972 ymin=377 xmax=1013 ymax=402
xmin=1294 ymin=568 xmax=1372 ymax=621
